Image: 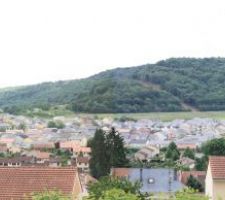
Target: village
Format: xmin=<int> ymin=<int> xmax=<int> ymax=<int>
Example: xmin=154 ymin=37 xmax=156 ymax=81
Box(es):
xmin=0 ymin=113 xmax=224 ymax=199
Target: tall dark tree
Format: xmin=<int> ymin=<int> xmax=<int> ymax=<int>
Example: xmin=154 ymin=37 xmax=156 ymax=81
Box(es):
xmin=106 ymin=127 xmax=128 ymax=168
xmin=166 ymin=142 xmax=180 ymax=161
xmin=89 ymin=128 xmax=128 ymax=179
xmin=89 ymin=129 xmax=109 ymax=179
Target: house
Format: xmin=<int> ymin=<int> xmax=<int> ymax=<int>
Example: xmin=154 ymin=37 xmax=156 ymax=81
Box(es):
xmin=48 ymin=157 xmax=62 ymax=167
xmin=111 ymin=168 xmax=184 ymax=193
xmin=178 ymin=157 xmax=196 ymax=170
xmin=128 ymin=139 xmax=147 ymax=148
xmin=134 ymin=145 xmax=160 ymax=161
xmin=177 ymin=143 xmax=197 ymax=150
xmin=179 ymin=171 xmax=206 ymax=189
xmin=0 ymin=143 xmax=8 ymax=153
xmin=32 ymin=142 xmax=55 ymax=150
xmin=35 ymin=151 xmax=51 ymax=163
xmin=0 ymin=167 xmax=82 ymax=199
xmin=0 ymin=156 xmax=35 ymax=167
xmin=77 ymin=157 xmax=89 ymax=172
xmin=205 ymin=156 xmax=225 ymax=200
xmin=0 ymin=138 xmax=15 ymax=148
xmin=73 ymin=146 xmax=91 ymax=158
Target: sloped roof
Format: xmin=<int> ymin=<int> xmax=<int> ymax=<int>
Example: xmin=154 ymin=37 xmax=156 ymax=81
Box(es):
xmin=209 ymin=156 xmax=225 ymax=179
xmin=77 ymin=157 xmax=89 ymax=164
xmin=179 ymin=171 xmax=206 ymax=185
xmin=0 ymin=167 xmax=81 ymax=199
xmin=112 ymin=168 xmax=184 ymax=193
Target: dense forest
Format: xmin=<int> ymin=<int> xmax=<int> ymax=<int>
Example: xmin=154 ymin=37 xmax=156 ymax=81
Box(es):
xmin=1 ymin=57 xmax=225 ymax=114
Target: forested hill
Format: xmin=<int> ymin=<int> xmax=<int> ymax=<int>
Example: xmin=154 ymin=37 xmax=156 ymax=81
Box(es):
xmin=1 ymin=57 xmax=225 ymax=114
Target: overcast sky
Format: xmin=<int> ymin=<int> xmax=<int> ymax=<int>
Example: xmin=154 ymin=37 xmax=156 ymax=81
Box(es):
xmin=1 ymin=0 xmax=225 ymax=88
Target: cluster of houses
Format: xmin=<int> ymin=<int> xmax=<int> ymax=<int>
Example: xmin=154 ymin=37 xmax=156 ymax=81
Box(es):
xmin=0 ymin=114 xmax=224 ymax=152
xmin=0 ymin=114 xmax=224 ymax=199
xmin=0 ymin=155 xmax=223 ymax=199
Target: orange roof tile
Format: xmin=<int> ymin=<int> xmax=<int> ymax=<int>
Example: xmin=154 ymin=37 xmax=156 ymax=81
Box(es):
xmin=179 ymin=171 xmax=206 ymax=184
xmin=111 ymin=168 xmax=129 ymax=178
xmin=209 ymin=156 xmax=225 ymax=179
xmin=0 ymin=167 xmax=81 ymax=199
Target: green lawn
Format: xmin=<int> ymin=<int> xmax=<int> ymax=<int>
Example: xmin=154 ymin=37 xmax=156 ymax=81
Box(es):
xmin=77 ymin=111 xmax=225 ymax=121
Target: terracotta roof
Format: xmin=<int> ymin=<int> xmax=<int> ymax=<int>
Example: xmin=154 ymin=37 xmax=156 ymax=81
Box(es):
xmin=177 ymin=143 xmax=197 ymax=150
xmin=60 ymin=141 xmax=81 ymax=149
xmin=179 ymin=171 xmax=206 ymax=185
xmin=0 ymin=156 xmax=34 ymax=164
xmin=77 ymin=157 xmax=89 ymax=164
xmin=0 ymin=167 xmax=82 ymax=199
xmin=111 ymin=168 xmax=129 ymax=178
xmin=33 ymin=143 xmax=55 ymax=149
xmin=209 ymin=156 xmax=225 ymax=179
xmin=35 ymin=151 xmax=50 ymax=159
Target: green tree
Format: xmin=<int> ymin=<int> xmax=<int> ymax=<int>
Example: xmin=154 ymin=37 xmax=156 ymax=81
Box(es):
xmin=87 ymin=177 xmax=141 ymax=200
xmin=48 ymin=121 xmax=57 ymax=128
xmin=31 ymin=190 xmax=70 ymax=200
xmin=18 ymin=122 xmax=27 ymax=131
xmin=89 ymin=129 xmax=109 ymax=179
xmin=106 ymin=127 xmax=128 ymax=168
xmin=98 ymin=189 xmax=140 ymax=200
xmin=166 ymin=142 xmax=180 ymax=161
xmin=47 ymin=120 xmax=65 ymax=129
xmin=90 ymin=128 xmax=128 ymax=179
xmin=202 ymin=138 xmax=225 ymax=156
xmin=175 ymin=188 xmax=208 ymax=200
xmin=195 ymin=157 xmax=207 ymax=171
xmin=186 ymin=175 xmax=203 ymax=192
xmin=183 ymin=147 xmax=195 ymax=159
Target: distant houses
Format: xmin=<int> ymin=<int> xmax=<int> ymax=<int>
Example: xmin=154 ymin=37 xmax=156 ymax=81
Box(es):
xmin=134 ymin=145 xmax=160 ymax=161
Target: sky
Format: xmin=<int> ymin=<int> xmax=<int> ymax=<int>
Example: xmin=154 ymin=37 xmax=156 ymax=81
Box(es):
xmin=1 ymin=0 xmax=225 ymax=88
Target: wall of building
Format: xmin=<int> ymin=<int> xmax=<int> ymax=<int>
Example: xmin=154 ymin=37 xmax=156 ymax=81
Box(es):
xmin=213 ymin=180 xmax=225 ymax=200
xmin=205 ymin=164 xmax=213 ymax=199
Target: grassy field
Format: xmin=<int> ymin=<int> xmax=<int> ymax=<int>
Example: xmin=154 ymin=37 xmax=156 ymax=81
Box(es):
xmin=27 ymin=105 xmax=225 ymax=121
xmin=78 ymin=111 xmax=225 ymax=121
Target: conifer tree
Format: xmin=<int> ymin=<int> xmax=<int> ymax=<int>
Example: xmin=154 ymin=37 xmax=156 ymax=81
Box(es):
xmin=89 ymin=129 xmax=109 ymax=179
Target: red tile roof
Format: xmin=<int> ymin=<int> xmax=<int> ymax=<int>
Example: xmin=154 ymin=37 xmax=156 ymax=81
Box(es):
xmin=0 ymin=167 xmax=81 ymax=199
xmin=77 ymin=157 xmax=89 ymax=164
xmin=177 ymin=143 xmax=197 ymax=150
xmin=209 ymin=156 xmax=225 ymax=179
xmin=111 ymin=168 xmax=129 ymax=178
xmin=179 ymin=171 xmax=206 ymax=184
xmin=33 ymin=143 xmax=55 ymax=150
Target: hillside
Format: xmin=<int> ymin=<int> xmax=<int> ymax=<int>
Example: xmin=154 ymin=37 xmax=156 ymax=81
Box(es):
xmin=1 ymin=57 xmax=225 ymax=114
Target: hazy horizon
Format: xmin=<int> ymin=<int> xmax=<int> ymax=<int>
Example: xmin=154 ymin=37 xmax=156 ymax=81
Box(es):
xmin=1 ymin=0 xmax=225 ymax=88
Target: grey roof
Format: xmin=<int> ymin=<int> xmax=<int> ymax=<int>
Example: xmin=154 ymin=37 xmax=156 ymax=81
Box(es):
xmin=127 ymin=168 xmax=184 ymax=193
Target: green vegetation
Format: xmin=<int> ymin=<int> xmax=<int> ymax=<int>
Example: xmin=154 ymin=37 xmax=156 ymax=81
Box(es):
xmin=186 ymin=175 xmax=204 ymax=192
xmin=47 ymin=120 xmax=65 ymax=129
xmin=89 ymin=128 xmax=128 ymax=179
xmin=31 ymin=190 xmax=70 ymax=200
xmin=202 ymin=138 xmax=225 ymax=156
xmin=174 ymin=188 xmax=208 ymax=200
xmin=2 ymin=58 xmax=225 ymax=114
xmin=87 ymin=178 xmax=208 ymax=200
xmin=87 ymin=177 xmax=141 ymax=200
xmin=183 ymin=147 xmax=195 ymax=159
xmin=166 ymin=142 xmax=180 ymax=161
